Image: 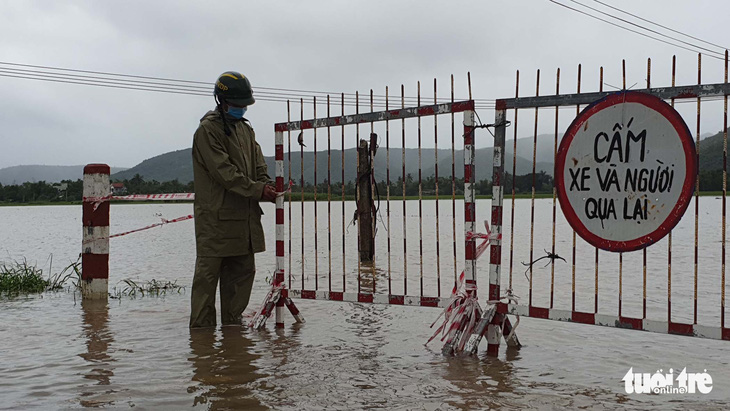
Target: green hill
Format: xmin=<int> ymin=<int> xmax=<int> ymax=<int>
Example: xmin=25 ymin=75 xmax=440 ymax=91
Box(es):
xmin=110 ymin=139 xmax=553 ymax=184
xmin=0 ymin=165 xmax=128 ymax=185
xmin=699 ymin=131 xmax=728 ymax=171
xmin=109 ymin=131 xmax=730 ymax=185
xmin=112 ymin=149 xmax=193 ymax=183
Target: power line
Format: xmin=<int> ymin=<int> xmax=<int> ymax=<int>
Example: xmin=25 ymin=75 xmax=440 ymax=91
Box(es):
xmin=566 ymin=0 xmax=725 ymax=57
xmin=591 ymin=0 xmax=729 ymax=51
xmin=0 ymin=68 xmax=494 ymax=109
xmin=0 ymin=60 xmax=495 ymax=106
xmin=547 ymin=0 xmax=726 ymax=61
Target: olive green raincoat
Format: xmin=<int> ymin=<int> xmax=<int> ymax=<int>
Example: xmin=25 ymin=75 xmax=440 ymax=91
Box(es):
xmin=192 ymin=110 xmax=271 ymax=257
xmin=189 ymin=110 xmax=271 ymax=328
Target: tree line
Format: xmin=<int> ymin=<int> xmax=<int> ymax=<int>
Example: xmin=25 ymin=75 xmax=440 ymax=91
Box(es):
xmin=0 ymin=174 xmax=192 ymax=203
xmin=3 ymin=170 xmax=728 ymax=204
xmin=295 ymin=171 xmax=554 ymax=197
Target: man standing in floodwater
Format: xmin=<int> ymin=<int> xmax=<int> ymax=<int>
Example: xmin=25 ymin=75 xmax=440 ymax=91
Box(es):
xmin=189 ymin=71 xmax=276 ymax=328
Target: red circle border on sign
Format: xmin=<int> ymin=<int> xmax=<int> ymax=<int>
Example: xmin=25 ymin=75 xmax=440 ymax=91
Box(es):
xmin=555 ymin=91 xmax=696 ymax=252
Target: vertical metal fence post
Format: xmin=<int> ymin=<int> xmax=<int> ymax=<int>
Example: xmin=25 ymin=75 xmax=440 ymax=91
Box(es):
xmin=275 ymin=130 xmax=286 ymax=328
xmin=487 ymin=107 xmax=507 ymax=356
xmin=463 ymin=109 xmax=477 ymax=296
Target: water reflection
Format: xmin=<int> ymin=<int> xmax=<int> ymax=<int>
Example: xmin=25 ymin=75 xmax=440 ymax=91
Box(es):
xmin=78 ymin=299 xmax=116 ymax=407
xmin=188 ymin=327 xmax=265 ymax=410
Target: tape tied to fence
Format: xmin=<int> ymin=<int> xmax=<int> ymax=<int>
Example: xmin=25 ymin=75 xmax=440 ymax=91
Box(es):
xmin=428 ymin=221 xmax=497 ymax=352
xmin=109 ymin=214 xmax=194 ymax=239
xmin=248 ymin=281 xmax=285 ymax=329
xmin=84 ymin=182 xmax=291 ymax=211
xmin=82 ymin=213 xmax=194 ymax=245
xmin=83 ymin=184 xmax=291 ymax=245
xmin=276 ymin=179 xmax=296 ymax=198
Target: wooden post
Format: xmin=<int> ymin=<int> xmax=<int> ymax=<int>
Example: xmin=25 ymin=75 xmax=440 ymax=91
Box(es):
xmin=82 ymin=164 xmax=110 ymax=299
xmin=357 ymin=139 xmax=374 ymax=262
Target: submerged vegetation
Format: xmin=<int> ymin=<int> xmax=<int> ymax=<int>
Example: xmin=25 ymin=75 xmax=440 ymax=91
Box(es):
xmin=0 ymin=255 xmax=184 ymax=298
xmin=111 ymin=278 xmax=185 ymax=298
xmin=0 ymin=256 xmax=81 ymax=295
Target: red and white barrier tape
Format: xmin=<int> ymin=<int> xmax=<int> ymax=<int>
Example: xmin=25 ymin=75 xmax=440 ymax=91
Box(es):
xmin=276 ymin=179 xmax=295 ymax=198
xmin=82 ymin=214 xmax=194 ymax=245
xmin=249 ymin=280 xmax=285 ymax=329
xmin=83 ymin=182 xmax=292 ymax=210
xmin=109 ymin=214 xmax=194 ymax=239
xmin=112 ymin=193 xmax=195 ymax=201
xmin=427 ymin=221 xmax=500 ymax=354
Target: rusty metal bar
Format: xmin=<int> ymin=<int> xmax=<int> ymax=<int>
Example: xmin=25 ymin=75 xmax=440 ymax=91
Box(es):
xmin=370 ymin=89 xmax=376 ymax=294
xmin=276 ymin=101 xmax=475 ymax=131
xmin=720 ymin=50 xmax=728 ymax=328
xmin=402 ymin=85 xmax=408 ymax=295
xmin=341 ymin=93 xmax=346 ymax=293
xmin=592 ymin=63 xmax=600 ymax=315
xmin=529 ymin=69 xmax=540 ymax=307
xmin=551 ymin=68 xmax=559 ymax=309
xmin=596 ymin=66 xmax=603 ymax=314
xmin=695 ymin=54 xmax=702 ymax=325
xmin=300 ymin=98 xmax=305 ymax=291
xmin=286 ymin=100 xmax=292 ymax=290
xmin=644 ymin=58 xmax=651 ymax=319
xmin=619 ymin=252 xmax=623 ymax=317
xmin=509 ymin=70 xmax=519 ymax=292
xmin=287 ymin=100 xmax=292 ymax=289
xmin=386 ymin=86 xmax=392 ymax=295
xmin=418 ymin=81 xmax=424 ymax=297
xmin=497 ymin=83 xmax=730 ymax=110
xmin=451 ymin=75 xmax=457 ymax=287
xmin=434 ymin=78 xmax=441 ymax=297
xmin=669 ymin=56 xmax=676 ymax=324
xmin=356 ymin=91 xmax=361 ymax=293
xmin=572 ymin=64 xmax=581 ymax=313
xmin=327 ymin=95 xmax=332 ymax=293
xmin=313 ymin=97 xmax=319 ymax=290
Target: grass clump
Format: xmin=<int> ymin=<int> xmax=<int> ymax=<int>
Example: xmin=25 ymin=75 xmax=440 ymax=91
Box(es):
xmin=111 ymin=278 xmax=184 ymax=299
xmin=0 ymin=256 xmax=80 ymax=295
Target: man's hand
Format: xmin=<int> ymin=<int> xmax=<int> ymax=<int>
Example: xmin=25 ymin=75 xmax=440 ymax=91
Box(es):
xmin=261 ymin=185 xmax=277 ymax=203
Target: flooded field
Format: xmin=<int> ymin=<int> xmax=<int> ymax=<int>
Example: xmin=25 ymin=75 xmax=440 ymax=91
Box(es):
xmin=1 ymin=200 xmax=729 ymax=409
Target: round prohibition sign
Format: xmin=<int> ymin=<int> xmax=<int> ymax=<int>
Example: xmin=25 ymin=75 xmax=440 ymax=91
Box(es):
xmin=555 ymin=91 xmax=696 ymax=252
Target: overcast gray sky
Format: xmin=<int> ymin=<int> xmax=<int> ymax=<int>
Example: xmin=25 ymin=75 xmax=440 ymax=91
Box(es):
xmin=0 ymin=0 xmax=727 ymax=169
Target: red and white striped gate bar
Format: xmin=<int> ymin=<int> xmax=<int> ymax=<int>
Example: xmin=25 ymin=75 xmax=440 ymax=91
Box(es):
xmin=82 ymin=164 xmax=110 ymax=299
xmin=275 ymin=130 xmax=287 ymax=328
xmin=463 ymin=110 xmax=477 ymax=303
xmin=289 ymin=289 xmax=448 ymax=308
xmin=487 ymin=109 xmax=507 ymax=356
xmin=274 ymin=101 xmax=476 ymax=132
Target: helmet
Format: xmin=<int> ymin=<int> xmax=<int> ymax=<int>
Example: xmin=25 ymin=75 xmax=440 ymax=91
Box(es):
xmin=214 ymin=71 xmax=255 ymax=106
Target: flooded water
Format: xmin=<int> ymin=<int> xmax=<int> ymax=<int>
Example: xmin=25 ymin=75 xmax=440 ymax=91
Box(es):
xmin=1 ymin=200 xmax=729 ymax=409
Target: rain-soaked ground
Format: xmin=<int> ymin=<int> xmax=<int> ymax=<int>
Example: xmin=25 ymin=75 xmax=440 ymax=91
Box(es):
xmin=1 ymin=202 xmax=728 ymax=409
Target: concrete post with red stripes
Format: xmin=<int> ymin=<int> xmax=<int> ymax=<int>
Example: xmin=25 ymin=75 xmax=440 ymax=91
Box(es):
xmin=82 ymin=164 xmax=110 ymax=299
xmin=274 ymin=130 xmax=286 ymax=328
xmin=463 ymin=111 xmax=477 ymax=297
xmin=487 ymin=108 xmax=507 ymax=356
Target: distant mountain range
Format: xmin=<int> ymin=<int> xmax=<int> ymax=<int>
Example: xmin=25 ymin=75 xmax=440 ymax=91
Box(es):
xmin=0 ymin=165 xmax=128 ymax=185
xmin=108 ymin=135 xmax=557 ymax=184
xmin=112 ymin=148 xmax=192 ymax=183
xmin=2 ymin=131 xmax=726 ymax=185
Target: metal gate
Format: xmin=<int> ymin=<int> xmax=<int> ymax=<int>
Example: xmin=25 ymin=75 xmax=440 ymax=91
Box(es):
xmin=255 ymin=54 xmax=730 ymax=355
xmin=268 ymin=78 xmax=483 ymax=315
xmin=493 ymin=54 xmax=730 ymax=342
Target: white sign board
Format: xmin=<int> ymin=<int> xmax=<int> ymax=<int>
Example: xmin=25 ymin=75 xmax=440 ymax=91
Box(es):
xmin=556 ymin=91 xmax=696 ymax=252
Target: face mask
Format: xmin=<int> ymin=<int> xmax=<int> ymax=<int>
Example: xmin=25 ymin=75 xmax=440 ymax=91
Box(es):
xmin=227 ymin=106 xmax=247 ymax=119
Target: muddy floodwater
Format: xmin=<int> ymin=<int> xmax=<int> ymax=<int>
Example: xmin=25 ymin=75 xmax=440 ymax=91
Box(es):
xmin=1 ymin=200 xmax=729 ymax=410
